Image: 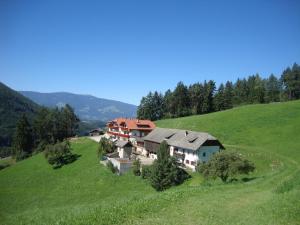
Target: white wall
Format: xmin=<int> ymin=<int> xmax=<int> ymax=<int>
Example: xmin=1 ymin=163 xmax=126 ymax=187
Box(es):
xmin=170 ymin=145 xmax=220 ymax=170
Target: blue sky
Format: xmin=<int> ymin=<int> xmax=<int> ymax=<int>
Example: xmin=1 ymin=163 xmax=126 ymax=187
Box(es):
xmin=0 ymin=0 xmax=299 ymax=105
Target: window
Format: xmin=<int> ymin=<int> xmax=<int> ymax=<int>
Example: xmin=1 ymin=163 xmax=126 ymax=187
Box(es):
xmin=185 ymin=160 xmax=189 ymax=164
xmin=191 ymin=161 xmax=196 ymax=166
xmin=202 ymin=152 xmax=206 ymax=157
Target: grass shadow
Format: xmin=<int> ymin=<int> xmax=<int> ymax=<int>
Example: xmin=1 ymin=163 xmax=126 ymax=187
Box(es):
xmin=53 ymin=154 xmax=81 ymax=169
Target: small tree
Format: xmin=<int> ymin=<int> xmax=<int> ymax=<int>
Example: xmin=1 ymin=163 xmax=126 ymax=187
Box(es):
xmin=44 ymin=141 xmax=74 ymax=168
xmin=197 ymin=151 xmax=255 ymax=182
xmin=141 ymin=165 xmax=152 ymax=179
xmin=150 ymin=141 xmax=190 ymax=191
xmin=13 ymin=114 xmax=34 ymax=161
xmin=132 ymin=158 xmax=141 ymax=176
xmin=98 ymin=137 xmax=115 ymax=158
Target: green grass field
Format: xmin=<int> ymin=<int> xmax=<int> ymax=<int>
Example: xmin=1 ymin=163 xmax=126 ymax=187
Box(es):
xmin=1 ymin=100 xmax=300 ymax=225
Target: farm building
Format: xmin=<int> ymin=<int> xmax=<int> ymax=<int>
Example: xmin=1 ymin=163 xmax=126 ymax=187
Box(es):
xmin=89 ymin=128 xmax=104 ymax=136
xmin=143 ymin=128 xmax=225 ymax=170
xmin=106 ymin=118 xmax=155 ymax=152
xmin=115 ymin=140 xmax=133 ymax=158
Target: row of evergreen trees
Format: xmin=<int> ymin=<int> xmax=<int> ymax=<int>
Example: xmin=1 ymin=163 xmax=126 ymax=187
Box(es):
xmin=137 ymin=63 xmax=300 ymax=120
xmin=13 ymin=104 xmax=79 ymax=160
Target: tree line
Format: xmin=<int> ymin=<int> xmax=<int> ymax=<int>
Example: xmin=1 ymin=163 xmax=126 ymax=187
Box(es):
xmin=137 ymin=63 xmax=300 ymax=120
xmin=13 ymin=104 xmax=79 ymax=161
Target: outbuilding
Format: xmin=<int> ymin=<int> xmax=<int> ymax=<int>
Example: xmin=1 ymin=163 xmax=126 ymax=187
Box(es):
xmin=115 ymin=140 xmax=133 ymax=158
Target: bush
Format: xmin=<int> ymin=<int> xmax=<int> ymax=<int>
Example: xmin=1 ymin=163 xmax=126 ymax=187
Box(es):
xmin=197 ymin=151 xmax=255 ymax=182
xmin=132 ymin=158 xmax=141 ymax=176
xmin=141 ymin=165 xmax=152 ymax=179
xmin=98 ymin=137 xmax=115 ymax=158
xmin=107 ymin=160 xmax=118 ymax=174
xmin=44 ymin=141 xmax=78 ymax=169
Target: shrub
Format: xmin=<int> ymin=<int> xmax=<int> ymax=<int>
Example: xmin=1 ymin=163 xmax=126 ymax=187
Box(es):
xmin=107 ymin=160 xmax=118 ymax=174
xmin=44 ymin=141 xmax=77 ymax=169
xmin=141 ymin=165 xmax=152 ymax=179
xmin=132 ymin=158 xmax=141 ymax=176
xmin=98 ymin=137 xmax=115 ymax=158
xmin=197 ymin=151 xmax=255 ymax=182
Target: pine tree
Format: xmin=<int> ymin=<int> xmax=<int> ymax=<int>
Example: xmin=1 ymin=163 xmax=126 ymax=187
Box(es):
xmin=173 ymin=82 xmax=191 ymax=117
xmin=265 ymin=74 xmax=280 ymax=102
xmin=189 ymin=83 xmax=204 ymax=114
xmin=281 ymin=63 xmax=300 ymax=100
xmin=224 ymin=81 xmax=234 ymax=109
xmin=13 ymin=114 xmax=34 ymax=160
xmin=214 ymin=83 xmax=225 ymax=111
xmin=150 ymin=141 xmax=189 ymax=191
xmin=202 ymin=80 xmax=216 ymax=113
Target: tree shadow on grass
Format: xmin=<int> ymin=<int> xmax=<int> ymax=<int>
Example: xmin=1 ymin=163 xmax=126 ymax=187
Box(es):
xmin=228 ymin=177 xmax=259 ymax=183
xmin=241 ymin=177 xmax=259 ymax=183
xmin=53 ymin=154 xmax=81 ymax=169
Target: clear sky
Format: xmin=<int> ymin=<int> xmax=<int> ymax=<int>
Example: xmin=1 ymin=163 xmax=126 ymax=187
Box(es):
xmin=0 ymin=0 xmax=299 ymax=105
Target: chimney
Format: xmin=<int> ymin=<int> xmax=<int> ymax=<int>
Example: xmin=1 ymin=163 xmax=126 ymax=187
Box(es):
xmin=185 ymin=131 xmax=188 ymax=136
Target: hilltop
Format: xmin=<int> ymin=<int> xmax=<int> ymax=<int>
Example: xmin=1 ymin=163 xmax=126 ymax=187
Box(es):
xmin=0 ymin=101 xmax=299 ymax=224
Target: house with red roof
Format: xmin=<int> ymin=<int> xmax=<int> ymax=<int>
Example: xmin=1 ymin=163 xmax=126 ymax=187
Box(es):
xmin=106 ymin=118 xmax=156 ymax=154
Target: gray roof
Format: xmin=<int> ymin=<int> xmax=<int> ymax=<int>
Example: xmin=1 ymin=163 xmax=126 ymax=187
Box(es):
xmin=115 ymin=140 xmax=133 ymax=148
xmin=143 ymin=127 xmax=224 ymax=151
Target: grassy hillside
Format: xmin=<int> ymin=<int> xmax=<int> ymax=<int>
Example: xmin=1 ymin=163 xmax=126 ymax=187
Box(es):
xmin=1 ymin=101 xmax=300 ymax=225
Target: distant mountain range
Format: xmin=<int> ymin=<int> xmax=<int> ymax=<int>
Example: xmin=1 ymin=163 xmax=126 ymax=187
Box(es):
xmin=20 ymin=91 xmax=137 ymax=122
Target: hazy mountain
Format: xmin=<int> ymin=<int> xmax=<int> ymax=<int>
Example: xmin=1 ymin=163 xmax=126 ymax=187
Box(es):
xmin=0 ymin=82 xmax=40 ymax=147
xmin=20 ymin=91 xmax=137 ymax=122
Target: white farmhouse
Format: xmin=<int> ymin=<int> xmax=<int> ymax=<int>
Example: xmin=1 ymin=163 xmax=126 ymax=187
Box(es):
xmin=143 ymin=128 xmax=225 ymax=170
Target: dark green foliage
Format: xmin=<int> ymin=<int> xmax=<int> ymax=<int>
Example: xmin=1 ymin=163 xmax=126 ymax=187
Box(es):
xmin=150 ymin=141 xmax=190 ymax=191
xmin=0 ymin=146 xmax=12 ymax=158
xmin=281 ymin=63 xmax=300 ymax=100
xmin=0 ymin=82 xmax=39 ymax=148
xmin=137 ymin=91 xmax=164 ymax=120
xmin=214 ymin=84 xmax=226 ymax=111
xmin=197 ymin=151 xmax=255 ymax=182
xmin=98 ymin=137 xmax=115 ymax=158
xmin=137 ymin=63 xmax=300 ymax=121
xmin=44 ymin=141 xmax=78 ymax=169
xmin=132 ymin=158 xmax=141 ymax=176
xmin=202 ymin=80 xmax=216 ymax=113
xmin=12 ymin=114 xmax=34 ymax=161
xmin=106 ymin=160 xmax=118 ymax=174
xmin=265 ymin=74 xmax=281 ymax=102
xmin=189 ymin=83 xmax=204 ymax=114
xmin=224 ymin=81 xmax=234 ymax=109
xmin=141 ymin=165 xmax=152 ymax=179
xmin=172 ymin=82 xmax=191 ymax=117
xmin=33 ymin=105 xmax=79 ymax=145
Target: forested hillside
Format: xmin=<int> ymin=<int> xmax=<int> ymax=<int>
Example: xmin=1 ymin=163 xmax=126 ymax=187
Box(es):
xmin=0 ymin=82 xmax=40 ymax=149
xmin=137 ymin=63 xmax=300 ymax=120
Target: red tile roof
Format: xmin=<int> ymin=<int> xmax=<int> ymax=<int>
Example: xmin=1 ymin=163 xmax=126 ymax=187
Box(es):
xmin=108 ymin=118 xmax=156 ymax=130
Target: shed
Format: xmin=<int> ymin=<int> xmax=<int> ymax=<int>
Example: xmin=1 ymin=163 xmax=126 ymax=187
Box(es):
xmin=115 ymin=140 xmax=133 ymax=158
